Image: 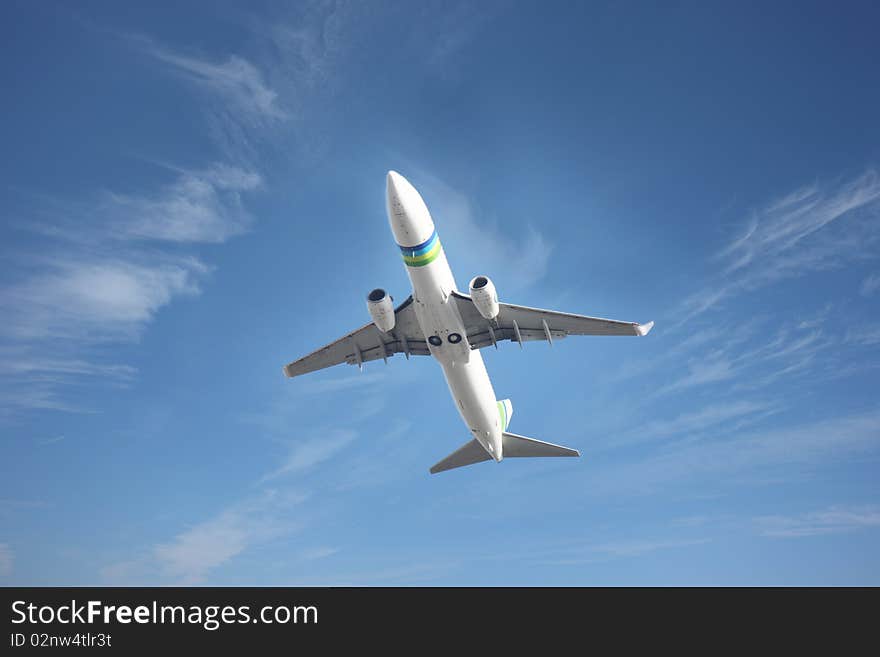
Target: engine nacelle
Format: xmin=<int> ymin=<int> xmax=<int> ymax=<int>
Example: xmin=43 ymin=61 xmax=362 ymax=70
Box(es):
xmin=366 ymin=288 xmax=395 ymax=332
xmin=468 ymin=275 xmax=499 ymax=321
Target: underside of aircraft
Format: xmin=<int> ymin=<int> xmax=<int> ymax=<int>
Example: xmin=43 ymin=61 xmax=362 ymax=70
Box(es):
xmin=283 ymin=171 xmax=653 ymax=474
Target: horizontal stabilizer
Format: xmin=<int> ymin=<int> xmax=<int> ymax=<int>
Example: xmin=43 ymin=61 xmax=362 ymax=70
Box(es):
xmin=429 ymin=439 xmax=492 ymax=474
xmin=429 ymin=432 xmax=580 ymax=474
xmin=502 ymin=432 xmax=580 ymax=458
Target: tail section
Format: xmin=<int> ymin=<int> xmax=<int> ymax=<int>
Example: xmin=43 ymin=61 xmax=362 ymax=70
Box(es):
xmin=429 ymin=430 xmax=579 ymax=474
xmin=497 ymin=399 xmax=513 ymax=431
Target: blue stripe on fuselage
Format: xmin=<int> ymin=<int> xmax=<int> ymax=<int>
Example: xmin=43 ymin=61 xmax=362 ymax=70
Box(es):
xmin=397 ymin=230 xmax=438 ymax=256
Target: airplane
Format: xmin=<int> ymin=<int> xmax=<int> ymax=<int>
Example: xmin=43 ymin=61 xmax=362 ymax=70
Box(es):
xmin=283 ymin=171 xmax=654 ymax=474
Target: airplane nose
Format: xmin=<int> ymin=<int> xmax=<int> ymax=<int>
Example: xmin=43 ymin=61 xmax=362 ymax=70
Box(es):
xmin=386 ymin=171 xmax=405 ymax=220
xmin=386 ymin=170 xmax=407 ymax=207
xmin=385 ymin=170 xmax=435 ymax=248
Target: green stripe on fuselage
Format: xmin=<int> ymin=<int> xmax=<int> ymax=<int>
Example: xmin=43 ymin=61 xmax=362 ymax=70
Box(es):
xmin=402 ymin=240 xmax=442 ymax=267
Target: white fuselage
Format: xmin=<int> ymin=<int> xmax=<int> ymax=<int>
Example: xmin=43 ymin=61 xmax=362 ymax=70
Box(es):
xmin=386 ymin=171 xmax=504 ymax=460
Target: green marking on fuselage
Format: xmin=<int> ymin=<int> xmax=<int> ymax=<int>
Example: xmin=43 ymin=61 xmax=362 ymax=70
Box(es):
xmin=497 ymin=400 xmax=507 ymax=431
xmin=402 ymin=240 xmax=442 ymax=267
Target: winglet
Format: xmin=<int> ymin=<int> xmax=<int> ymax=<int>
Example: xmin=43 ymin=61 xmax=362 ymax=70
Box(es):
xmin=636 ymin=320 xmax=654 ymax=336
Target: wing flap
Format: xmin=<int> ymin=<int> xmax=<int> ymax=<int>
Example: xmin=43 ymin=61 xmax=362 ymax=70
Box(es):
xmin=449 ymin=291 xmax=653 ymax=348
xmin=466 ymin=327 xmax=568 ymax=349
xmin=282 ymin=295 xmax=428 ymax=378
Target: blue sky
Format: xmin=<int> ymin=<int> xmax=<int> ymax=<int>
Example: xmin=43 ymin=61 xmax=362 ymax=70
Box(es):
xmin=1 ymin=0 xmax=879 ymax=585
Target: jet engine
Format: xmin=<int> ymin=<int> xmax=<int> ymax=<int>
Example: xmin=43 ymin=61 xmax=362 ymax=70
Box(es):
xmin=366 ymin=288 xmax=395 ymax=332
xmin=468 ymin=275 xmax=499 ymax=321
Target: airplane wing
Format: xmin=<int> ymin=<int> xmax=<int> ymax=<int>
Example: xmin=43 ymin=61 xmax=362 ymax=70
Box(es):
xmin=449 ymin=291 xmax=653 ymax=349
xmin=283 ymin=296 xmax=429 ymax=378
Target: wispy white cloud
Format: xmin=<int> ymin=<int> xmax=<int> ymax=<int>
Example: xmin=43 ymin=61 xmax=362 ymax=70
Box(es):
xmin=0 ymin=349 xmax=140 ymax=416
xmin=721 ymin=172 xmax=879 ymax=273
xmin=104 ymin=489 xmax=309 ymax=585
xmin=0 ymin=387 xmax=93 ymax=416
xmin=610 ymin=319 xmax=758 ymax=384
xmin=2 ymin=257 xmax=206 ymax=343
xmin=298 ymin=371 xmax=389 ymax=395
xmin=845 ymin=325 xmax=880 ymax=346
xmin=539 ymin=538 xmax=711 ymax=565
xmin=1 ymin=164 xmax=259 ymax=415
xmin=287 ymin=559 xmax=460 ymax=586
xmin=797 ymin=303 xmax=833 ymax=329
xmin=643 ymin=312 xmax=835 ymax=400
xmin=860 ymin=272 xmax=880 ymax=296
xmin=131 ymin=11 xmax=348 ymax=161
xmin=634 ymin=400 xmax=777 ymax=442
xmin=0 ymin=255 xmax=204 ymax=416
xmin=139 ymin=39 xmax=288 ymax=123
xmin=260 ymin=429 xmax=358 ymax=482
xmin=0 ymin=355 xmax=136 ymax=416
xmin=103 ymin=164 xmax=261 ymax=243
xmin=671 ymin=515 xmax=712 ymax=528
xmin=0 ymin=356 xmax=136 ymax=380
xmin=589 ymin=409 xmax=880 ymax=496
xmin=584 ymin=537 xmax=713 ymax=559
xmin=0 ymin=543 xmax=12 ymax=576
xmin=416 ymin=2 xmax=497 ymax=79
xmin=103 ymin=392 xmax=370 ymax=583
xmin=681 ymin=169 xmax=880 ymax=320
xmin=27 ymin=164 xmax=261 ymax=247
xmin=153 ymin=489 xmax=307 ymax=584
xmin=654 ymin=353 xmax=735 ymax=396
xmin=756 ymin=506 xmax=880 ymax=538
xmin=332 ymin=419 xmax=416 ymax=491
xmin=258 ymin=10 xmax=347 ymax=104
xmin=300 ymin=546 xmax=339 ymax=561
xmin=0 ymin=499 xmax=48 ymax=514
